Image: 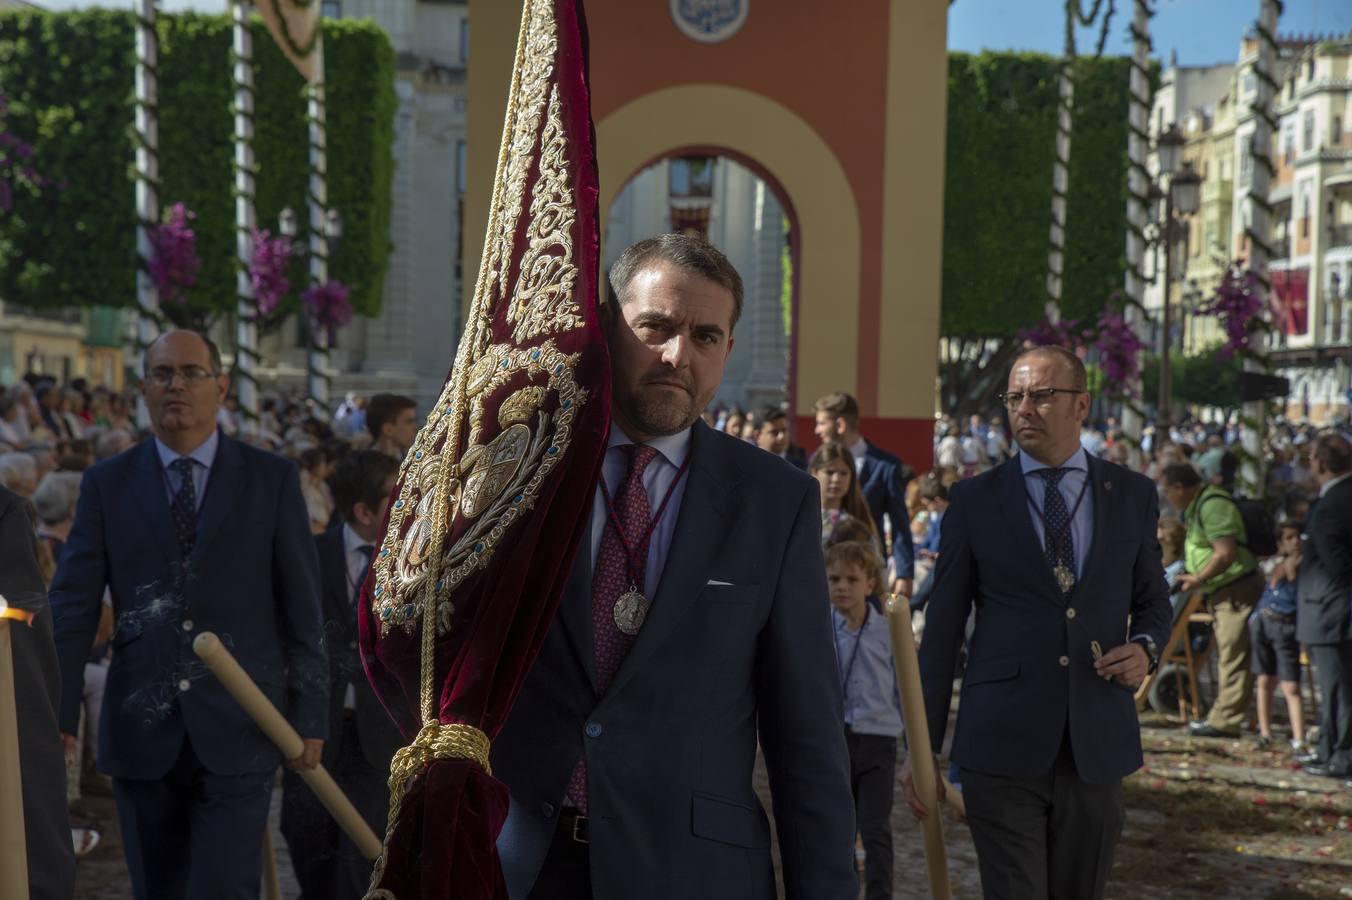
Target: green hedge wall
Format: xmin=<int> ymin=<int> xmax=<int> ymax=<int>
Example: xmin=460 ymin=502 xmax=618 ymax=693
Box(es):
xmin=0 ymin=10 xmax=395 ymax=320
xmin=942 ymin=52 xmax=1138 ymax=336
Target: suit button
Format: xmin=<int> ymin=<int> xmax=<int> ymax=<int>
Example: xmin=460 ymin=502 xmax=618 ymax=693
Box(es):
xmin=1058 ymin=656 xmax=1069 ymax=667
xmin=584 ymin=721 xmax=602 ymax=738
xmin=182 ymin=619 xmax=194 ymax=631
xmin=178 ymin=679 xmax=191 ymax=691
xmin=540 ymin=802 xmax=556 ymax=819
xmin=1066 ymin=608 xmax=1076 ymax=620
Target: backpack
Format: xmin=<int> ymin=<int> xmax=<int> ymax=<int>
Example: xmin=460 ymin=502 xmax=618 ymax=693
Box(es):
xmin=1199 ymin=492 xmax=1278 ymax=558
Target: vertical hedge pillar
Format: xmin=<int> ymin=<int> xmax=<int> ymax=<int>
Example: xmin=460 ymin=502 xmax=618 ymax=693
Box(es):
xmin=134 ymin=0 xmax=161 ymax=395
xmin=232 ymin=0 xmax=260 ymax=432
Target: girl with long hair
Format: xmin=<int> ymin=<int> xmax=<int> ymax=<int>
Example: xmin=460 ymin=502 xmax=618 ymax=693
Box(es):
xmin=810 ymin=443 xmax=881 ymax=551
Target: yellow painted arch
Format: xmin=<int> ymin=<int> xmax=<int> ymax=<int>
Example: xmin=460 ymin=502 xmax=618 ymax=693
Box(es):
xmin=596 ymin=85 xmax=862 ymax=412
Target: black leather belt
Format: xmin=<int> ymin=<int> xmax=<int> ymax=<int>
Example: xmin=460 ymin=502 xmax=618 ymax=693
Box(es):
xmin=559 ymin=807 xmax=589 ymax=844
xmin=1260 ymin=608 xmax=1296 ymax=623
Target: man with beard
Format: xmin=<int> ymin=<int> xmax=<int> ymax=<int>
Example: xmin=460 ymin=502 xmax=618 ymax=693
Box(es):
xmin=493 ymin=234 xmax=856 ymax=900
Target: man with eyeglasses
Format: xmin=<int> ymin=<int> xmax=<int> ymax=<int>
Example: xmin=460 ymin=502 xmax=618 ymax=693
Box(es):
xmin=903 ymin=345 xmax=1171 ymax=900
xmin=49 ymin=330 xmax=327 ymax=899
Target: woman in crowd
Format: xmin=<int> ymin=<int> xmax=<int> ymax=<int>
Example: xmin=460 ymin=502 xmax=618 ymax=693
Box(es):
xmin=105 ymin=393 xmax=135 ymax=433
xmin=810 ymin=443 xmax=880 ymax=550
xmin=299 ymin=444 xmax=338 ymax=534
xmin=0 ymin=392 xmax=27 ymax=447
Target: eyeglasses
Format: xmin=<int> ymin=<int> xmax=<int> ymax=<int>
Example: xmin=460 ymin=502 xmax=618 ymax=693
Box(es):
xmin=146 ymin=366 xmax=219 ymax=387
xmin=996 ymin=387 xmax=1084 ymax=410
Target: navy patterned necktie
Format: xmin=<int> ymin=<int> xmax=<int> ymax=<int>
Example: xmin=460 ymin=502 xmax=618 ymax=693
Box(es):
xmin=169 ymin=457 xmax=198 ymax=559
xmin=1037 ymin=467 xmax=1075 ymax=592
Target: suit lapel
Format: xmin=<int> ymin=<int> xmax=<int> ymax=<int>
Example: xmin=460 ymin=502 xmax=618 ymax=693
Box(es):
xmin=602 ymin=421 xmax=736 ymax=704
xmin=192 ymin=433 xmax=247 ymax=565
xmin=556 ymin=515 xmax=599 ymax=693
xmin=130 ymin=441 xmax=179 ymax=564
xmin=1000 ymin=457 xmax=1064 ymax=603
xmin=1073 ymin=456 xmax=1113 ymax=597
xmin=319 ymin=527 xmax=354 ymax=637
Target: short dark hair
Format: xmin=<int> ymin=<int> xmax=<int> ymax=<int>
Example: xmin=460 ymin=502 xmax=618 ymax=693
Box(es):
xmin=760 ymin=405 xmax=788 ymax=424
xmin=366 ymin=394 xmax=417 ymax=441
xmin=331 ymin=450 xmax=399 ymax=524
xmin=814 ymin=392 xmax=860 ymax=429
xmin=1313 ymin=432 xmax=1352 ymax=476
xmin=1013 ymin=345 xmax=1088 ymax=392
xmin=919 ymin=473 xmax=949 ymax=502
xmin=607 ymin=233 xmax=744 ymax=330
xmin=824 ymin=540 xmax=885 ymax=594
xmin=1162 ymin=462 xmax=1203 ymax=488
xmin=143 ymin=330 xmax=223 ymax=375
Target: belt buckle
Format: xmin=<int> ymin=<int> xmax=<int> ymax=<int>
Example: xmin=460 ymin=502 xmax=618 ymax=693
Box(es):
xmin=571 ymin=813 xmax=589 ymax=844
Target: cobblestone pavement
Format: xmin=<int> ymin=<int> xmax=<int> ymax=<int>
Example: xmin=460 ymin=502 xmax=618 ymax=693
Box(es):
xmin=71 ymin=720 xmax=1350 ymax=898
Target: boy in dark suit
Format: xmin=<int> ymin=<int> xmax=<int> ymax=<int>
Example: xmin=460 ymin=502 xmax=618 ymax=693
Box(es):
xmin=813 ymin=392 xmax=916 ymax=597
xmin=282 ymin=450 xmax=405 ymax=899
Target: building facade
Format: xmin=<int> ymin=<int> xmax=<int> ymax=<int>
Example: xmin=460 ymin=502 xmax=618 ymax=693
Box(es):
xmin=1152 ymin=34 xmax=1352 ymax=423
xmin=1265 ymin=37 xmax=1352 ymax=422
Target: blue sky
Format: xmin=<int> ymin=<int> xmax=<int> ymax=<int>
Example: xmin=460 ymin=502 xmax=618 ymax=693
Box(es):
xmin=31 ymin=0 xmax=1352 ymax=68
xmin=949 ymin=0 xmax=1352 ymax=66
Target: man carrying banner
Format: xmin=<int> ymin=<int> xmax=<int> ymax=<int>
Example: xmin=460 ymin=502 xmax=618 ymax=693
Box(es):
xmin=492 ymin=234 xmax=857 ymax=900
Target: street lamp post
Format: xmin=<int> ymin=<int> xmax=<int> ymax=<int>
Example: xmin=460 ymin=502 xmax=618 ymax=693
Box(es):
xmin=1149 ymin=124 xmax=1201 ymax=430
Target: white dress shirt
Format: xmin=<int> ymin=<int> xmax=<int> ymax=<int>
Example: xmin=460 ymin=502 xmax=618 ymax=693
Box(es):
xmin=588 ymin=425 xmax=692 ymax=601
xmin=849 ymin=436 xmax=869 ymax=475
xmin=1019 ymin=447 xmax=1094 ymax=579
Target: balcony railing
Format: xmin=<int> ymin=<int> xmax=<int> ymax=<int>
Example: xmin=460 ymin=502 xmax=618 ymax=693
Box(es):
xmin=1329 ymin=225 xmax=1352 ymax=249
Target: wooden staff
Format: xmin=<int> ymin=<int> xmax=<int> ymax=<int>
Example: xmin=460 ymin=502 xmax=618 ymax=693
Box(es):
xmin=192 ymin=632 xmax=382 ymax=860
xmin=261 ymin=827 xmax=282 ymax=900
xmin=0 ymin=602 xmax=34 ymax=899
xmin=886 ymin=597 xmax=952 ymax=900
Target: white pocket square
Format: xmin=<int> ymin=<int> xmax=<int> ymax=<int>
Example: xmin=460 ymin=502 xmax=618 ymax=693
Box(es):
xmin=706 ymin=579 xmax=734 ymax=586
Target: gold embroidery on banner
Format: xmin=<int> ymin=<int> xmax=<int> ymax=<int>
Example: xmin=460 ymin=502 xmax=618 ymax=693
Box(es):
xmin=506 ymin=84 xmax=583 ymax=342
xmin=482 ymin=0 xmax=559 ymax=334
xmin=370 ymin=340 xmax=586 ymax=637
xmin=459 ymin=424 xmax=531 ymax=520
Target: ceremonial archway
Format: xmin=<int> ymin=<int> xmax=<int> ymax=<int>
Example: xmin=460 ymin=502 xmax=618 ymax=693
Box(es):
xmin=597 ymin=88 xmax=860 ymax=416
xmin=467 ymin=0 xmax=949 ymax=469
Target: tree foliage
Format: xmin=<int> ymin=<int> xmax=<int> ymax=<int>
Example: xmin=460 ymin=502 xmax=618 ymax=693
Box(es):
xmin=0 ymin=10 xmax=395 ymax=321
xmin=942 ymin=52 xmax=1136 ymax=337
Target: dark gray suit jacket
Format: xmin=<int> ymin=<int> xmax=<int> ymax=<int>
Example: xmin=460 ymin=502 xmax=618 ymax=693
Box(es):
xmin=493 ymin=422 xmax=856 ymax=900
xmin=0 ymin=486 xmax=75 ymax=899
xmin=1297 ymin=477 xmax=1352 ymax=646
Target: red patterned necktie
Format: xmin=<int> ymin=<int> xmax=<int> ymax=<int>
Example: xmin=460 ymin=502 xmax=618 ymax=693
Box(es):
xmin=566 ymin=443 xmax=659 ymax=813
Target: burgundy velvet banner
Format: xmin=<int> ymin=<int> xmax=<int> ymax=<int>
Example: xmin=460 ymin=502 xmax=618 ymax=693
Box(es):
xmin=358 ymin=1 xmax=607 ymax=896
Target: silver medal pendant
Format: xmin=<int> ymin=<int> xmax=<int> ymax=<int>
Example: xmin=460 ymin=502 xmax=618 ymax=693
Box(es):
xmin=613 ymin=589 xmax=650 ymax=636
xmin=1054 ymin=564 xmax=1075 ymax=594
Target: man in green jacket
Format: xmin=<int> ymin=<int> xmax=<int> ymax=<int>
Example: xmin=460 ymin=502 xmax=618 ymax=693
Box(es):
xmin=1164 ymin=463 xmax=1265 ymax=737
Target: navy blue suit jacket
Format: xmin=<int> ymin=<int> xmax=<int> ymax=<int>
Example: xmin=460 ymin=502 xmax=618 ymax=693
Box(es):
xmin=494 ymin=422 xmax=856 ymax=900
xmin=313 ymin=526 xmax=404 ymax=770
xmin=50 ymin=432 xmax=327 ymax=779
xmin=858 ymin=440 xmax=915 ymax=580
xmin=918 ymin=455 xmax=1171 ymax=784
